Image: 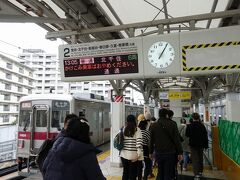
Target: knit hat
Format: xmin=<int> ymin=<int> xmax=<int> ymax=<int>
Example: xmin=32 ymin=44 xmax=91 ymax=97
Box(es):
xmin=137 ymin=114 xmax=145 ymax=121
xmin=145 ymin=113 xmax=151 ymax=120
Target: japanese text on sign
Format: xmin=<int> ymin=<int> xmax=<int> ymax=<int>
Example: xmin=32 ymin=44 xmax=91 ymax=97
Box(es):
xmin=168 ymin=91 xmax=191 ymax=100
xmin=64 ymin=53 xmax=138 ymax=77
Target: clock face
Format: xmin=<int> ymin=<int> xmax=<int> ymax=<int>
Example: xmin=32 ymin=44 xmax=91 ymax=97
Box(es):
xmin=148 ymin=41 xmax=175 ymax=69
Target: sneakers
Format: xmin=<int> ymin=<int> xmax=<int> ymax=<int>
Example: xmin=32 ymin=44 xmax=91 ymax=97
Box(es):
xmin=148 ymin=173 xmax=155 ymax=178
xmin=182 ymin=167 xmax=187 ymax=171
xmin=194 ymin=175 xmax=201 ymax=179
xmin=194 ymin=173 xmax=203 ymax=179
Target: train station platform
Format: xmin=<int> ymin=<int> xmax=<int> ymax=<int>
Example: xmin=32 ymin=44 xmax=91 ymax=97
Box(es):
xmin=21 ymin=149 xmax=226 ymax=180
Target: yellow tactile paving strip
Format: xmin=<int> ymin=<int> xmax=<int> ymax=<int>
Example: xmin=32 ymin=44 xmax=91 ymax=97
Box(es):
xmin=97 ymin=150 xmax=110 ymax=162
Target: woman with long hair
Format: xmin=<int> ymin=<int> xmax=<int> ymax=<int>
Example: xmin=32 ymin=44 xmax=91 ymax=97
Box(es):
xmin=42 ymin=117 xmax=105 ymax=180
xmin=120 ymin=114 xmax=143 ymax=180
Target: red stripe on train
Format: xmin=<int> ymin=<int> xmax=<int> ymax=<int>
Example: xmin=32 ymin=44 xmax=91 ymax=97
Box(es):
xmin=18 ymin=132 xmax=58 ymax=140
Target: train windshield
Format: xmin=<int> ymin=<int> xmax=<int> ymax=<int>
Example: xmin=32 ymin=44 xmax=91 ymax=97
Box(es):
xmin=19 ymin=110 xmax=31 ymax=128
xmin=52 ymin=100 xmax=70 ymax=128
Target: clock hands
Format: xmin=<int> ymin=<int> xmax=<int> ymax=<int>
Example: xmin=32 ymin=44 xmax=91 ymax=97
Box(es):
xmin=158 ymin=43 xmax=168 ymax=59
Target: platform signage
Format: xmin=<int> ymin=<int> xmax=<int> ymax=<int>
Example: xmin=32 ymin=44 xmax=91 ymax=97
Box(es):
xmin=63 ymin=53 xmax=138 ymax=77
xmin=168 ymin=91 xmax=191 ymax=100
xmin=59 ymin=25 xmax=240 ymax=82
xmin=59 ymin=37 xmax=144 ymax=81
xmin=180 ymin=25 xmax=240 ymax=75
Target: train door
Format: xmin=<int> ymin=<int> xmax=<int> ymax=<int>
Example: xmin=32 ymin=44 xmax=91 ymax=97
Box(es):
xmin=98 ymin=110 xmax=104 ymax=144
xmin=31 ymin=105 xmax=49 ymax=154
xmin=89 ymin=108 xmax=104 ymax=146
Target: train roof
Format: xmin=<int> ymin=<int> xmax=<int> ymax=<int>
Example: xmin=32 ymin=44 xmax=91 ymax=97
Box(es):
xmin=19 ymin=93 xmax=110 ymax=103
xmin=19 ymin=94 xmax=73 ymax=102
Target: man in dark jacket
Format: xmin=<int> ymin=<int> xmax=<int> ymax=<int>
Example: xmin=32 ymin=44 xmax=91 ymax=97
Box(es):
xmin=186 ymin=112 xmax=208 ymax=178
xmin=150 ymin=109 xmax=183 ymax=180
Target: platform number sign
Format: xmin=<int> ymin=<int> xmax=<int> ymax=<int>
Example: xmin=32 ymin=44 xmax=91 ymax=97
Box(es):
xmin=64 ymin=48 xmax=70 ymax=58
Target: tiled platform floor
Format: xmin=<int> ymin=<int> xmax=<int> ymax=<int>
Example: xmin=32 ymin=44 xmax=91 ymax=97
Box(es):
xmin=98 ymin=151 xmax=227 ymax=180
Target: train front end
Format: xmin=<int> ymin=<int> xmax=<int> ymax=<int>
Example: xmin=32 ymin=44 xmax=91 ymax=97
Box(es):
xmin=16 ymin=95 xmax=72 ymax=173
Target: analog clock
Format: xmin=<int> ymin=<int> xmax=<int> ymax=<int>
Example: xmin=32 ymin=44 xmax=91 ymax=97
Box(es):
xmin=148 ymin=41 xmax=175 ymax=69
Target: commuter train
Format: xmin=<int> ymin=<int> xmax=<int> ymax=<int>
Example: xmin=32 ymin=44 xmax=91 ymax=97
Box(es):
xmin=16 ymin=93 xmax=143 ymax=170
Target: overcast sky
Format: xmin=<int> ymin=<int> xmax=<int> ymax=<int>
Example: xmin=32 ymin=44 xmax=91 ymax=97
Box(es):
xmin=0 ymin=23 xmax=63 ymax=59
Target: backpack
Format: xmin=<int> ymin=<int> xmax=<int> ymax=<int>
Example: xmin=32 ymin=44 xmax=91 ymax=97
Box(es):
xmin=113 ymin=128 xmax=124 ymax=151
xmin=35 ymin=139 xmax=55 ymax=172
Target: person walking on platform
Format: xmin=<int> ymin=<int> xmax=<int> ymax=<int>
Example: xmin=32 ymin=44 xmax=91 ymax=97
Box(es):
xmin=186 ymin=112 xmax=208 ymax=178
xmin=138 ymin=119 xmax=151 ymax=180
xmin=150 ymin=108 xmax=183 ymax=180
xmin=178 ymin=118 xmax=190 ymax=171
xmin=167 ymin=109 xmax=184 ymax=178
xmin=42 ymin=117 xmax=105 ymax=180
xmin=120 ymin=114 xmax=143 ymax=180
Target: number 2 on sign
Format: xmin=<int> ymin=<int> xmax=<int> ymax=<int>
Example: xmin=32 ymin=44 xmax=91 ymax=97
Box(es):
xmin=64 ymin=48 xmax=70 ymax=57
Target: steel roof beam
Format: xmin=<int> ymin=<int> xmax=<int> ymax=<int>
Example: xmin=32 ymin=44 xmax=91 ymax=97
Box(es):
xmin=0 ymin=14 xmax=73 ymax=23
xmin=206 ymin=0 xmax=218 ymax=28
xmin=46 ymin=9 xmax=240 ymax=38
xmin=162 ymin=0 xmax=170 ymax=33
xmin=102 ymin=0 xmax=130 ymax=37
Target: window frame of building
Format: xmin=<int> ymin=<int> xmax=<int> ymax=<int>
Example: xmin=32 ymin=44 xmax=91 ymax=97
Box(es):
xmin=2 ymin=115 xmax=10 ymax=123
xmin=18 ymin=77 xmax=23 ymax=83
xmin=6 ymin=73 xmax=12 ymax=80
xmin=5 ymin=83 xmax=11 ymax=90
xmin=3 ymin=105 xmax=10 ymax=111
xmin=6 ymin=62 xmax=13 ymax=69
xmin=19 ymin=67 xmax=24 ymax=74
xmin=18 ymin=86 xmax=23 ymax=92
xmin=4 ymin=94 xmax=11 ymax=101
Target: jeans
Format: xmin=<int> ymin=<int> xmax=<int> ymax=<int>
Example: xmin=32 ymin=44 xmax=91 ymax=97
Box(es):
xmin=183 ymin=151 xmax=190 ymax=168
xmin=155 ymin=152 xmax=176 ymax=180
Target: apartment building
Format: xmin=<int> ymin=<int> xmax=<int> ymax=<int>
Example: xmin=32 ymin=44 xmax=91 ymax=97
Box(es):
xmin=0 ymin=54 xmax=34 ymax=125
xmin=18 ymin=49 xmax=141 ymax=103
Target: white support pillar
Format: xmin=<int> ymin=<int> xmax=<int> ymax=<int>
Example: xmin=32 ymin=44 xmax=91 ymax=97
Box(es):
xmin=169 ymin=100 xmax=182 ymax=118
xmin=110 ymin=101 xmax=125 ymax=167
xmin=225 ymin=93 xmax=240 ymax=122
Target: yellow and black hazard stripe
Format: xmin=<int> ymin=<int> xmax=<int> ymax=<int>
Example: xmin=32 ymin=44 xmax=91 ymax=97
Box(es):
xmin=182 ymin=41 xmax=240 ymax=71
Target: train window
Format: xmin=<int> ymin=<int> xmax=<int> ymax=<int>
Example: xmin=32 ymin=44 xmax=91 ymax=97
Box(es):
xmin=52 ymin=111 xmax=61 ymax=128
xmin=19 ymin=110 xmax=31 ymax=127
xmin=36 ymin=110 xmax=47 ymax=127
xmin=52 ymin=110 xmax=69 ymax=128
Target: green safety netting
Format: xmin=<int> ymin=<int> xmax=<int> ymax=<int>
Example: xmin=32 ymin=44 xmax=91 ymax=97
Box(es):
xmin=218 ymin=119 xmax=240 ymax=165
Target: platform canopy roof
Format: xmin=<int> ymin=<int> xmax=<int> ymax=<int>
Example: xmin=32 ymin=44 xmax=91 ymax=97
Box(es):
xmin=0 ymin=0 xmax=240 ymax=99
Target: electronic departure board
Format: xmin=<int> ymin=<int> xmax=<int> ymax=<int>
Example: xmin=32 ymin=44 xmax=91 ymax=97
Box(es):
xmin=63 ymin=53 xmax=138 ymax=77
xmin=59 ymin=37 xmax=144 ymax=81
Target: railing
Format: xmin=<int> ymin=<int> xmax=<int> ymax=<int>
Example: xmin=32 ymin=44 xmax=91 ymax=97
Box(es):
xmin=218 ymin=119 xmax=240 ymax=165
xmin=0 ymin=140 xmax=17 ymax=162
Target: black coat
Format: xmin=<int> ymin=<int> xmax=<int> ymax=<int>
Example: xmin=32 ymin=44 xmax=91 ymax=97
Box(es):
xmin=150 ymin=118 xmax=183 ymax=155
xmin=186 ymin=121 xmax=208 ymax=149
xmin=42 ymin=137 xmax=105 ymax=180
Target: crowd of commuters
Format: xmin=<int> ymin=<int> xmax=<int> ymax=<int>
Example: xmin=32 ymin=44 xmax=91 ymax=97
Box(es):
xmin=120 ymin=109 xmax=208 ymax=180
xmin=39 ymin=109 xmax=208 ymax=180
